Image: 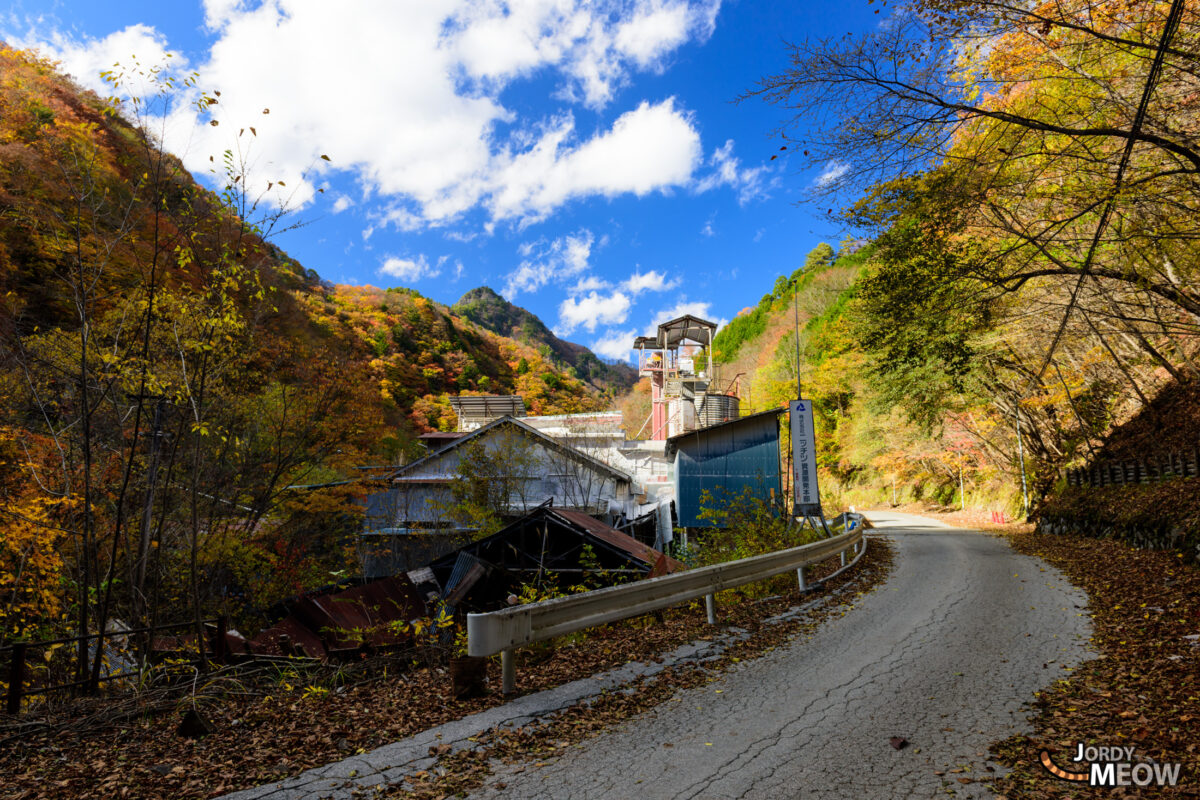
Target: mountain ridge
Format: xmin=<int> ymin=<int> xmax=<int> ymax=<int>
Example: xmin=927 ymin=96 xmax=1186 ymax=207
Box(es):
xmin=452 ymin=286 xmax=637 ymax=393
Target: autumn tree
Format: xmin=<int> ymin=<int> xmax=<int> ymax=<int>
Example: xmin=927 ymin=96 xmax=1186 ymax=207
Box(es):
xmin=748 ymin=0 xmax=1200 ymax=500
xmin=0 ymin=50 xmax=369 ymax=689
xmin=750 ymin=0 xmax=1200 ymax=359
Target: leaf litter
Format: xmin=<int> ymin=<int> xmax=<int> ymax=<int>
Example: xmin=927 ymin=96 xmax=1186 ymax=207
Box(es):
xmin=0 ymin=539 xmax=895 ymax=800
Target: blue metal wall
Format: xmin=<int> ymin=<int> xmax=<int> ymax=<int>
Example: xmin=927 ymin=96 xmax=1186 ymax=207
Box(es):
xmin=673 ymin=413 xmax=782 ymax=527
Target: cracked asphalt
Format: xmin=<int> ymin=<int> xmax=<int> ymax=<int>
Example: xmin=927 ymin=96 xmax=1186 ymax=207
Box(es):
xmin=466 ymin=511 xmax=1093 ymax=799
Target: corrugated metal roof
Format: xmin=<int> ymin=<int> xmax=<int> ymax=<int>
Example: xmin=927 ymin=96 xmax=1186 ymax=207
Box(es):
xmin=419 ymin=432 xmax=464 ymax=443
xmin=552 ymin=507 xmax=684 ymax=572
xmin=449 ymin=395 xmax=526 ymax=422
xmin=656 ymin=314 xmax=717 ymax=347
xmin=388 ymin=415 xmax=633 ymax=484
xmin=665 ymin=407 xmax=784 ymax=454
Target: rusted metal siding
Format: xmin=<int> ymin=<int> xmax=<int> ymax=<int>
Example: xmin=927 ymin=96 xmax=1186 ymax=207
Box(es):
xmin=249 ymin=575 xmax=427 ymax=658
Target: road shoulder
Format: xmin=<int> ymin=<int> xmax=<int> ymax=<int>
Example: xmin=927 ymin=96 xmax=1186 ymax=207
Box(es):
xmin=991 ymin=530 xmax=1200 ymax=799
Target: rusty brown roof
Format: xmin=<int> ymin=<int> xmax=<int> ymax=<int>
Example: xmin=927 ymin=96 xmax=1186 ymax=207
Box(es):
xmin=552 ymin=507 xmax=684 ymax=573
xmin=248 ymin=575 xmax=426 ymax=658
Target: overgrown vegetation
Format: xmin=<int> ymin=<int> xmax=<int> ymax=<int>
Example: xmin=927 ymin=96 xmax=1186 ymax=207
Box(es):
xmin=0 ymin=47 xmax=615 ymax=663
xmin=451 ymin=286 xmax=636 ymax=393
xmin=726 ymin=0 xmax=1200 ymax=530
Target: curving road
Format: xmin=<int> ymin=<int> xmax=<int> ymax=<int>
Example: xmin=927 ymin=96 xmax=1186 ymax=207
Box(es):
xmin=467 ymin=511 xmax=1093 ymax=799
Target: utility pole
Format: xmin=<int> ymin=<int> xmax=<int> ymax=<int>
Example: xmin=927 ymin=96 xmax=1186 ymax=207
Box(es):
xmin=959 ymin=464 xmax=965 ymax=511
xmin=1016 ymin=410 xmax=1030 ymax=518
xmin=793 ymin=281 xmax=802 ymax=399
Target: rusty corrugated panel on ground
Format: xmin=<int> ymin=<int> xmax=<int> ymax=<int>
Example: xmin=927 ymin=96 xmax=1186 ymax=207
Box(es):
xmin=646 ymin=553 xmax=671 ymax=578
xmin=251 ymin=617 xmax=327 ymax=659
xmin=248 ymin=575 xmax=426 ymax=658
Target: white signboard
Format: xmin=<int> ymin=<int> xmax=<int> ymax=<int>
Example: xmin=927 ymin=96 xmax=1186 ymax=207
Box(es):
xmin=790 ymin=399 xmax=822 ymax=515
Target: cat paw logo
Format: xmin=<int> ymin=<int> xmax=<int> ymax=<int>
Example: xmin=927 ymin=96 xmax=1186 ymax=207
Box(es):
xmin=1040 ymin=744 xmax=1182 ymax=788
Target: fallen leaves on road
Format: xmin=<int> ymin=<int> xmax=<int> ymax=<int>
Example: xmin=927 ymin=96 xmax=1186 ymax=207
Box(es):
xmin=991 ymin=531 xmax=1200 ymax=799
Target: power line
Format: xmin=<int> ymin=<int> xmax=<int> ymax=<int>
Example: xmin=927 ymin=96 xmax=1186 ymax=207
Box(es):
xmin=1029 ymin=0 xmax=1189 ymax=389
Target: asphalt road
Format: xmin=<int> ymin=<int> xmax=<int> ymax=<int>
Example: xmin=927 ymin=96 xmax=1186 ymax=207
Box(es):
xmin=467 ymin=511 xmax=1093 ymax=799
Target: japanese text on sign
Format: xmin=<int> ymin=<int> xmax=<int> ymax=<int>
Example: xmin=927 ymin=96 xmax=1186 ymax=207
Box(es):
xmin=790 ymin=399 xmax=822 ymax=514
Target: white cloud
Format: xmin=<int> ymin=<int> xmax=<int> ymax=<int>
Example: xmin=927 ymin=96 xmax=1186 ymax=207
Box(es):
xmin=489 ymin=98 xmax=701 ymax=224
xmin=570 ymin=275 xmax=611 ymax=294
xmin=622 ymin=269 xmax=678 ymax=294
xmin=694 ymin=139 xmax=770 ymax=205
xmin=505 ymin=229 xmax=594 ymax=297
xmin=557 ymin=290 xmax=632 ymax=335
xmin=615 ymin=3 xmax=691 ymax=66
xmin=448 ymin=0 xmax=718 ymax=109
xmin=701 ymin=215 xmax=716 ymax=237
xmin=379 ymin=254 xmax=440 ymax=282
xmin=203 ymin=0 xmax=247 ymax=30
xmin=331 ymin=195 xmax=354 ymax=213
xmin=11 ymin=1 xmax=720 ymax=228
xmin=9 ymin=24 xmax=182 ymax=95
xmin=814 ymin=159 xmax=850 ymax=187
xmin=590 ymin=328 xmax=639 ymax=361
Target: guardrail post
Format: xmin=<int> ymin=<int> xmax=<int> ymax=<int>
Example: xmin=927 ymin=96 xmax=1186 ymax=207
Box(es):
xmin=6 ymin=642 xmax=27 ymax=715
xmin=705 ymin=593 xmax=717 ymax=625
xmin=840 ymin=549 xmax=847 ymax=567
xmin=796 ymin=566 xmax=806 ymax=591
xmin=501 ymin=649 xmax=515 ymax=695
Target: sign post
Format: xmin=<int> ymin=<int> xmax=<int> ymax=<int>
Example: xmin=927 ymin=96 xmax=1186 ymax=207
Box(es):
xmin=790 ymin=399 xmax=831 ymax=536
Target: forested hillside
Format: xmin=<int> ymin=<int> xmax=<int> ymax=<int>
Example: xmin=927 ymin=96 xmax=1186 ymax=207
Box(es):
xmin=732 ymin=0 xmax=1199 ymax=534
xmin=0 ymin=46 xmax=615 ymax=643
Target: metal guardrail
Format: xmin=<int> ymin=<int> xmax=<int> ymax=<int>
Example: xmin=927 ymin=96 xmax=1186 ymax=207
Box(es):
xmin=469 ymin=517 xmax=866 ymax=693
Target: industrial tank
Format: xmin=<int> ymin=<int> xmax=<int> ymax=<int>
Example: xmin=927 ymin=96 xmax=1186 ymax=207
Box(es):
xmin=699 ymin=393 xmax=740 ymax=427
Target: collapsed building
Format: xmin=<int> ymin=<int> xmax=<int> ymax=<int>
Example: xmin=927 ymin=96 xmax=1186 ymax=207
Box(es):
xmin=415 ymin=503 xmax=684 ymax=613
xmin=221 ymin=502 xmax=686 ymax=660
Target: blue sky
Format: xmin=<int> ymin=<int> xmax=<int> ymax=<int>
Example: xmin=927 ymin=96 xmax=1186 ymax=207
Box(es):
xmin=3 ymin=0 xmax=878 ymax=361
